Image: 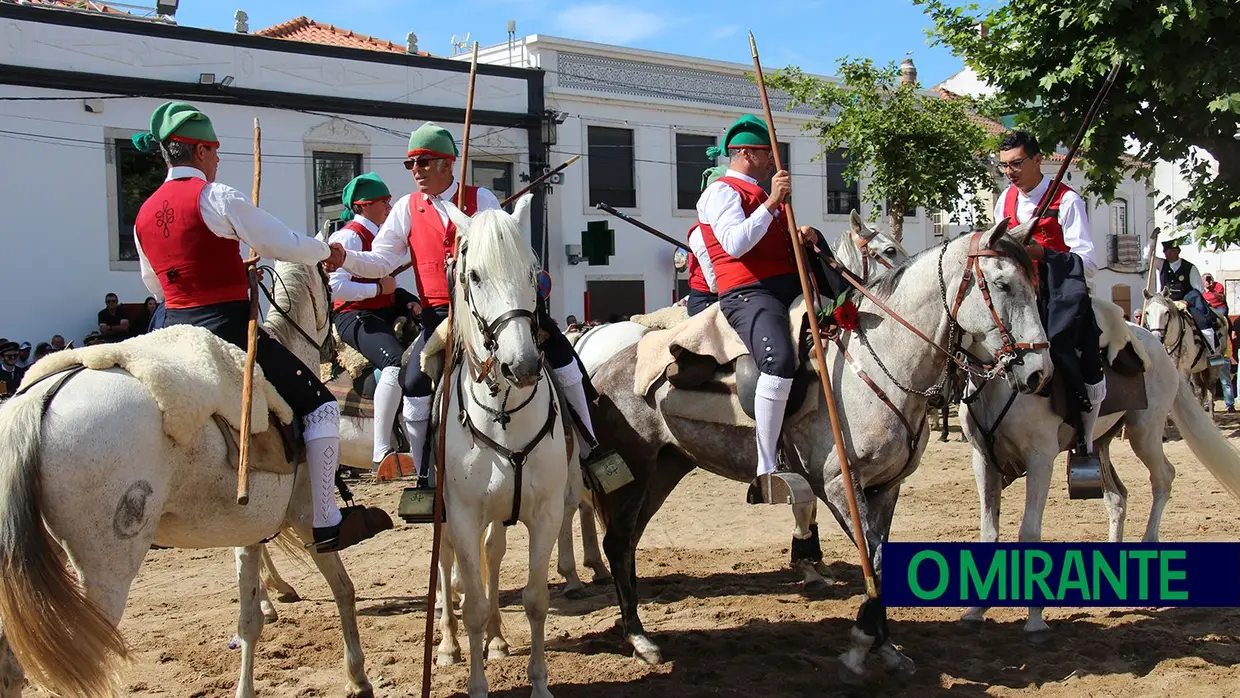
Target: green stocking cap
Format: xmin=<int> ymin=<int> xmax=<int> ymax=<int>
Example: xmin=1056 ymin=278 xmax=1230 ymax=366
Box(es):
xmin=131 ymin=101 xmax=218 ymax=153
xmin=700 ymin=165 xmax=727 ymax=191
xmin=406 ymin=122 xmax=459 ymax=160
xmin=705 ymin=114 xmax=771 ymax=158
xmin=340 ymin=172 xmax=391 ymax=221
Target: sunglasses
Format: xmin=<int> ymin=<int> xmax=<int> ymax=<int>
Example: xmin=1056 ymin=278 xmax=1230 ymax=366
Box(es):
xmin=403 ymin=157 xmax=444 ymax=171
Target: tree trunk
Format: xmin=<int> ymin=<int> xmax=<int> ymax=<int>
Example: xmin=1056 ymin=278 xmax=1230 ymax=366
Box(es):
xmin=888 ymin=200 xmax=906 ymax=243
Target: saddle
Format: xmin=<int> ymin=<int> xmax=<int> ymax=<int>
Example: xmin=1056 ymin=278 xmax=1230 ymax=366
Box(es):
xmin=634 ymin=300 xmax=818 ymax=425
xmin=321 ymin=317 xmax=422 ymax=420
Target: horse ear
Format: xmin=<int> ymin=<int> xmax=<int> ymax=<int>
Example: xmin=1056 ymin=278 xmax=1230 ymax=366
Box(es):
xmin=509 ymin=193 xmax=535 ymax=227
xmin=1008 ymin=219 xmax=1036 ymax=245
xmin=444 ymin=201 xmax=472 ymax=235
xmin=983 ymin=217 xmax=1011 ymax=249
xmin=849 ymin=209 xmax=872 ymax=238
xmin=1143 ymin=288 xmax=1152 ymax=300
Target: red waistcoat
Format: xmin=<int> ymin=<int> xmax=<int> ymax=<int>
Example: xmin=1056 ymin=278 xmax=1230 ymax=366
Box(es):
xmin=408 ymin=185 xmax=480 ymax=308
xmin=700 ymin=176 xmax=796 ymax=294
xmin=686 ymin=224 xmax=712 ymax=293
xmin=1002 ymin=183 xmax=1072 ymax=254
xmin=333 ymin=220 xmax=395 ymax=313
xmin=134 ymin=177 xmax=249 ymax=309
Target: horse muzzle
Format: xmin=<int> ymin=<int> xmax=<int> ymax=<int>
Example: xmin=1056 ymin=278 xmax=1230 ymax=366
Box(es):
xmin=499 ymin=356 xmax=541 ymax=388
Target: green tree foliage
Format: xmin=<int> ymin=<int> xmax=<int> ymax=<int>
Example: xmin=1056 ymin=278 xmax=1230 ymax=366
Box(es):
xmin=767 ymin=57 xmax=998 ymax=242
xmin=918 ymin=0 xmax=1240 ymax=245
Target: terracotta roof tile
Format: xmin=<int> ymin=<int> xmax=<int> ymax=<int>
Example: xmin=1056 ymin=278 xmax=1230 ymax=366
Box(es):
xmin=256 ymin=16 xmax=430 ymax=56
xmin=24 ymin=0 xmax=127 ymax=14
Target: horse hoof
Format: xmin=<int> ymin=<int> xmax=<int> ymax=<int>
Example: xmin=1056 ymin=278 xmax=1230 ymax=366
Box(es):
xmin=960 ymin=617 xmax=985 ymax=632
xmin=276 ymin=591 xmax=301 ymax=603
xmin=262 ymin=610 xmax=279 ymax=625
xmin=1025 ymin=628 xmax=1052 ymax=646
xmin=487 ymin=639 xmax=510 ymax=659
xmin=630 ymin=635 xmax=663 ymax=665
xmin=563 ymin=586 xmax=590 ymax=600
xmin=802 ymin=578 xmax=830 ymax=596
xmin=347 ymin=687 xmax=374 ymax=698
xmin=590 ymin=574 xmax=613 ymax=586
xmin=437 ymin=650 xmax=462 ymax=666
xmin=837 ymin=662 xmax=867 ymax=686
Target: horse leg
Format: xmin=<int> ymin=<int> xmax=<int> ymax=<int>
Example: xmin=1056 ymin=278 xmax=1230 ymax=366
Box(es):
xmin=286 ymin=524 xmax=372 ymax=697
xmin=234 ymin=545 xmax=265 ymax=698
xmin=962 ymin=448 xmax=1002 ymax=628
xmin=484 ymin=522 xmax=510 ymax=660
xmin=790 ymin=501 xmax=833 ymax=592
xmin=556 ymin=501 xmax=588 ymax=600
xmin=1128 ymin=420 xmax=1176 ymax=542
xmin=260 ymin=543 xmax=301 ymax=603
xmin=864 ymin=482 xmax=914 ymax=680
xmin=437 ymin=525 xmax=463 ymax=666
xmin=525 ymin=501 xmax=561 ymax=698
xmin=821 ymin=474 xmax=886 ymax=684
xmin=1097 ymin=437 xmax=1129 ymax=542
xmin=450 ymin=516 xmax=491 ymax=698
xmin=602 ymin=450 xmax=693 ymax=665
xmin=577 ymin=498 xmax=612 ymax=585
xmin=1019 ymin=451 xmax=1055 ymax=644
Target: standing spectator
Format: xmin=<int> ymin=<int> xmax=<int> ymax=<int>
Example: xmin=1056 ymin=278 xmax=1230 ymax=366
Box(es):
xmin=97 ymin=293 xmax=130 ymax=342
xmin=50 ymin=334 xmax=66 ymax=352
xmin=32 ymin=342 xmax=52 ymax=364
xmin=1203 ymin=273 xmax=1228 ymax=315
xmin=0 ymin=341 xmax=24 ymax=397
xmin=16 ymin=342 xmax=31 ymax=368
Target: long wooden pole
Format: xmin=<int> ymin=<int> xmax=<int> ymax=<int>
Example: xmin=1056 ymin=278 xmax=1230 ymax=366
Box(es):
xmin=421 ymin=41 xmax=479 ymax=698
xmin=236 ymin=117 xmax=262 ymax=506
xmin=749 ymin=32 xmax=877 ymax=598
xmin=595 ymin=202 xmax=690 ymax=251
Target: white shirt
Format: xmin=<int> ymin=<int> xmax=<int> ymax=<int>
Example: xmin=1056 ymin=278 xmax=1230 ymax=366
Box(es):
xmin=1155 ymin=258 xmax=1203 ymax=294
xmin=993 ymin=175 xmax=1095 ymax=278
xmin=134 ymin=166 xmax=331 ymax=301
xmin=696 ymin=169 xmax=775 ymax=258
xmin=327 ymin=215 xmax=388 ymax=302
xmin=687 ymin=225 xmax=717 ymax=293
xmin=341 ymin=179 xmax=501 ymax=279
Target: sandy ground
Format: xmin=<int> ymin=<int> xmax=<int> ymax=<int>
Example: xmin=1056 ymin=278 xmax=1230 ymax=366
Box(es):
xmin=108 ymin=410 xmax=1240 ymax=697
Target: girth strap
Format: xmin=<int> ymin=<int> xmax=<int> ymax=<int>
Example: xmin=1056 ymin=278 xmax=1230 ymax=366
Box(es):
xmin=457 ymin=366 xmax=559 ymax=526
xmin=833 ymin=337 xmax=922 ymax=471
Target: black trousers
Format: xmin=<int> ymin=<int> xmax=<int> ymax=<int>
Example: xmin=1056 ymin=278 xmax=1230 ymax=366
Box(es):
xmin=401 ymin=296 xmax=595 ymax=401
xmin=164 ymin=300 xmax=334 ymax=418
xmin=686 ymin=289 xmax=718 ymax=316
xmin=333 ymin=293 xmax=415 ymax=371
xmin=718 ymin=274 xmax=802 ymax=379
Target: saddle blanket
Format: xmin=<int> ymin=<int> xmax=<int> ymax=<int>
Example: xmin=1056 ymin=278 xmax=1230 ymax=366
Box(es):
xmin=633 ymin=298 xmax=812 ymax=397
xmin=324 ymin=369 xmax=377 ymax=420
xmin=1094 ymin=297 xmax=1151 ymax=370
xmin=20 ymin=325 xmax=293 ymax=447
xmin=630 ymin=305 xmax=690 ymax=330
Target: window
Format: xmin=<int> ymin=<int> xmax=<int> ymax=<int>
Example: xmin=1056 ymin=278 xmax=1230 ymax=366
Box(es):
xmin=759 ymin=141 xmax=792 ymax=192
xmin=587 ymin=126 xmax=636 ymax=208
xmin=312 ymin=151 xmax=362 ymax=233
xmin=585 ymin=279 xmax=644 ymax=322
xmin=825 ymin=148 xmax=860 ymax=215
xmin=112 ymin=138 xmax=165 ymax=262
xmin=931 ymin=209 xmax=950 ymax=240
xmin=1112 ymin=198 xmax=1129 ymax=235
xmin=473 ymin=161 xmax=513 ymax=202
xmin=675 ymin=133 xmax=717 ymax=210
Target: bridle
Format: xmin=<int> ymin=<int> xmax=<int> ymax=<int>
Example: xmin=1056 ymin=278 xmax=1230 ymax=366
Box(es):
xmin=1144 ymin=296 xmax=1207 ymax=370
xmin=849 ymin=228 xmax=896 ymax=281
xmin=259 ymin=263 xmax=332 ymax=356
xmin=453 ymin=239 xmax=541 ymax=396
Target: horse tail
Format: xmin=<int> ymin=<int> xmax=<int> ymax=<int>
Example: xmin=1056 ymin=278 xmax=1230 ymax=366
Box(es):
xmin=0 ymin=391 xmax=126 ymax=697
xmin=1170 ymin=376 xmax=1240 ymax=501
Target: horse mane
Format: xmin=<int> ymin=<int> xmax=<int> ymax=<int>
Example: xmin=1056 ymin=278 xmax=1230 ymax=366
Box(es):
xmin=265 ymin=260 xmax=322 ymax=346
xmin=455 ymin=209 xmax=539 ymax=355
xmin=832 ymin=231 xmax=865 ymax=278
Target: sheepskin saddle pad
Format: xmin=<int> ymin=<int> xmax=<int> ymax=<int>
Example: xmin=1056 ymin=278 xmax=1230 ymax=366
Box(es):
xmin=633 ymin=299 xmax=818 ymax=423
xmin=22 ymin=325 xmax=298 ymax=474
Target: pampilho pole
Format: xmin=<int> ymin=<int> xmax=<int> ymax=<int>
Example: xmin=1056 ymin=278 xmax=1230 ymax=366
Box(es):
xmin=236 ymin=116 xmax=262 ymax=506
xmin=420 ymin=41 xmax=479 ymax=698
xmin=748 ymin=31 xmax=878 ymax=599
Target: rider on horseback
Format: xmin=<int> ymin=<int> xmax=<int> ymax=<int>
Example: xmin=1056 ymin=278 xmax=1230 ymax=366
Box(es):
xmin=1156 ymin=240 xmax=1221 ymax=352
xmin=131 ymin=102 xmax=392 ymax=553
xmin=326 ymin=173 xmax=421 ymax=470
xmin=684 ymin=166 xmax=726 ymax=316
xmin=996 ymin=130 xmax=1106 ymax=452
xmin=326 ymin=122 xmax=612 ymax=489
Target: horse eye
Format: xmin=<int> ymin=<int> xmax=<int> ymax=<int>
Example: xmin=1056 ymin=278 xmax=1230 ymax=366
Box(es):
xmin=469 ymin=270 xmax=481 ymax=284
xmin=995 ymin=280 xmax=1012 ymax=293
xmin=884 ymin=247 xmax=896 ymax=256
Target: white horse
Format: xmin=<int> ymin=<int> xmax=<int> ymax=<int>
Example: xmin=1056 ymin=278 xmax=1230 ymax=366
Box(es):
xmin=568 ymin=211 xmax=906 ymax=591
xmin=0 ymin=261 xmax=374 ymax=698
xmin=1141 ymin=290 xmax=1219 ymax=412
xmin=430 ymin=198 xmax=575 ymax=698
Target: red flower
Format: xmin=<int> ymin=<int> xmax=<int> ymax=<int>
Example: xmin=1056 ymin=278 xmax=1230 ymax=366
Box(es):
xmin=833 ymin=300 xmax=859 ymax=331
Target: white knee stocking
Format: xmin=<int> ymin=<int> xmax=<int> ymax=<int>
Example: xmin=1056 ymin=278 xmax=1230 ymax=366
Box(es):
xmin=1082 ymin=378 xmax=1107 ymax=454
xmin=755 ymin=373 xmax=794 ymax=477
xmin=303 ymin=403 xmax=343 ymax=529
xmin=403 ymin=395 xmax=433 ymax=483
xmin=553 ymin=362 xmax=596 ymax=452
xmin=371 ymin=367 xmax=402 ymax=463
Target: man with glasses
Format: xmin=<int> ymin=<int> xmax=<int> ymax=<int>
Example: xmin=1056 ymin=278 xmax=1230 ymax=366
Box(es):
xmin=326 ymin=172 xmax=418 ymax=472
xmin=131 ymin=101 xmax=391 ymax=553
xmin=98 ymin=293 xmax=130 ymax=343
xmin=0 ymin=341 xmax=23 ymax=397
xmin=994 ymin=130 xmax=1106 ymax=452
xmin=328 ymin=122 xmax=613 ymax=493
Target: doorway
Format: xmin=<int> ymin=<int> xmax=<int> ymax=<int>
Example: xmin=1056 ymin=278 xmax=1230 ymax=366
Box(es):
xmin=585 ymin=279 xmax=645 ymax=322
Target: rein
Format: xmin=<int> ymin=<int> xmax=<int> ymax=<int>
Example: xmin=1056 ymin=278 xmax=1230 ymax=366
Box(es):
xmin=455 ymin=240 xmax=539 ymax=394
xmin=850 ymin=229 xmax=895 ymax=281
xmin=257 ymin=263 xmax=332 ymax=355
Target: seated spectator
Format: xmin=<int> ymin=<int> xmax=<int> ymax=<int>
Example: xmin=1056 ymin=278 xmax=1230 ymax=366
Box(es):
xmin=133 ymin=296 xmax=158 ymax=337
xmin=16 ymin=342 xmax=31 ymax=368
xmin=83 ymin=331 xmax=104 ymax=346
xmin=0 ymin=341 xmax=24 ymax=397
xmin=97 ymin=292 xmax=130 ymax=342
xmin=49 ymin=334 xmax=66 ymax=352
xmin=32 ymin=342 xmax=52 ymax=363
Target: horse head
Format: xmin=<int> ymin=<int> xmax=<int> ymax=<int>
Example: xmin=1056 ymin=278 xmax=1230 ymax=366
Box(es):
xmin=445 ymin=195 xmax=543 ymax=388
xmin=948 ymin=218 xmax=1051 ymax=394
xmin=1139 ymin=290 xmax=1177 ymax=344
xmin=834 ymin=209 xmax=909 ymax=280
xmin=266 ymin=259 xmax=331 ymax=368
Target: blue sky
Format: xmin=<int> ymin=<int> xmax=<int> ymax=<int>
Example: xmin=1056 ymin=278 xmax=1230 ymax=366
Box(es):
xmin=175 ymin=0 xmax=968 ymax=87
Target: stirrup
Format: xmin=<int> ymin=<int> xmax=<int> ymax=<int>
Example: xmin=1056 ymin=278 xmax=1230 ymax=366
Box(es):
xmin=375 ymin=451 xmax=417 ymax=482
xmin=580 ymin=447 xmax=634 ymax=494
xmin=1066 ymin=445 xmax=1103 ymax=500
xmin=398 ymin=476 xmax=444 ymax=524
xmin=747 ymin=472 xmax=814 ymax=505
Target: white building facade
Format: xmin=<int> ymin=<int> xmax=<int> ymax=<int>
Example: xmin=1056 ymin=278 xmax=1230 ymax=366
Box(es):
xmin=463 ymin=35 xmax=938 ymax=323
xmin=0 ymin=2 xmax=543 ymax=344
